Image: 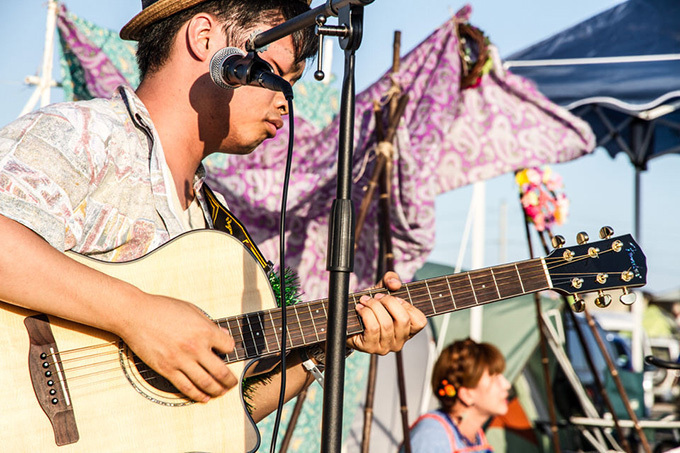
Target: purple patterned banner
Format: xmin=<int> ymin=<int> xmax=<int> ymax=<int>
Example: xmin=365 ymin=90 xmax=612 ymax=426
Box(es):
xmin=57 ymin=4 xmax=139 ymax=101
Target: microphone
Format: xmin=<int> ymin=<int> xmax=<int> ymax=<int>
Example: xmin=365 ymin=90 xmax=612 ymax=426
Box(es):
xmin=209 ymin=47 xmax=294 ymax=100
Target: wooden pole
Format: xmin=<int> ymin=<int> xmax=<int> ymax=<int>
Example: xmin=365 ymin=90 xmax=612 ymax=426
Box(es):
xmin=361 ymin=354 xmax=380 ymax=453
xmin=361 ymin=30 xmax=413 ymax=453
xmin=583 ymin=308 xmax=652 ymax=453
xmin=279 ymin=389 xmax=308 ymax=453
xmin=538 ymin=229 xmax=633 ymax=453
xmin=520 ymin=220 xmax=563 ymax=453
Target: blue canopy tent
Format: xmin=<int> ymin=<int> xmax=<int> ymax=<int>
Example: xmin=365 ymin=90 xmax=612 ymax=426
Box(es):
xmin=505 ymin=0 xmax=680 ymax=241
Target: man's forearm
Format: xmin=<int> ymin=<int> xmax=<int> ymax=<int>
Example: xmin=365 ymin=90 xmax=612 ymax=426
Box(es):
xmin=249 ymin=349 xmax=317 ymax=423
xmin=0 ymin=214 xmax=143 ymax=336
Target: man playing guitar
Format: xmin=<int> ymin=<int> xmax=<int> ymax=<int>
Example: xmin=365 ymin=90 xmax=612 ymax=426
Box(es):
xmin=0 ymin=0 xmax=426 ymax=427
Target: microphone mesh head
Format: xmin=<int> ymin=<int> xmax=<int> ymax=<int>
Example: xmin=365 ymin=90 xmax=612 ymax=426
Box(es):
xmin=210 ymin=47 xmax=246 ymax=89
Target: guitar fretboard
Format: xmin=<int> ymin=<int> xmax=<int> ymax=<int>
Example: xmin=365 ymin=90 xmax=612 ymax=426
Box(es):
xmin=216 ymin=258 xmax=550 ymax=364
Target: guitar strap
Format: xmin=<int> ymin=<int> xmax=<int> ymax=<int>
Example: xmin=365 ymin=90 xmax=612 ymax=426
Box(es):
xmin=202 ymin=184 xmax=274 ymax=275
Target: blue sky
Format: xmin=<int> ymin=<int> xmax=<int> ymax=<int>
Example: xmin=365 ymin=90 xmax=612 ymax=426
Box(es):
xmin=1 ymin=0 xmax=678 ymax=295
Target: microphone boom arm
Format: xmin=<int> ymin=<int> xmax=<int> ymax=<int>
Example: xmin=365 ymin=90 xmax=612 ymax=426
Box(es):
xmin=248 ymin=0 xmax=373 ymax=51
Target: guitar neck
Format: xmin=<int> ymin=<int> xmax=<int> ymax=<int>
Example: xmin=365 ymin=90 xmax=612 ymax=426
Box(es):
xmin=217 ymin=257 xmax=549 ymax=364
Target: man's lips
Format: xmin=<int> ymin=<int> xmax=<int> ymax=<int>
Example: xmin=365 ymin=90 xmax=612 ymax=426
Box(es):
xmin=266 ymin=118 xmax=284 ymax=130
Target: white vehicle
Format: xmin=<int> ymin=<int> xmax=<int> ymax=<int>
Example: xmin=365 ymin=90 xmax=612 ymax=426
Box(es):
xmin=591 ymin=311 xmax=655 ymax=415
xmin=649 ymin=336 xmax=680 ymax=402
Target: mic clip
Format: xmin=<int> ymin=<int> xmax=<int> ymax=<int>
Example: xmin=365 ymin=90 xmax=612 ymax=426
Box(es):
xmin=210 ymin=47 xmax=294 ymax=100
xmin=212 ymin=48 xmax=275 ymax=90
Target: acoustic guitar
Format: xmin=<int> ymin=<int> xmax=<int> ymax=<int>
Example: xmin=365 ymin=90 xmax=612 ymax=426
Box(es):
xmin=0 ymin=229 xmax=646 ymax=452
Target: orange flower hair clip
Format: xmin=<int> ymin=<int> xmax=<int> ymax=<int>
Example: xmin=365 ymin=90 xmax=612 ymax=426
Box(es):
xmin=438 ymin=379 xmax=457 ymax=398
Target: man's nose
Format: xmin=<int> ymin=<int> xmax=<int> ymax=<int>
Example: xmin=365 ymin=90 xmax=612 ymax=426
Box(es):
xmin=274 ymin=91 xmax=289 ymax=115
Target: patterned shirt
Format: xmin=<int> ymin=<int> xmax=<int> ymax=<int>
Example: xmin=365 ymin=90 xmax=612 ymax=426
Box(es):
xmin=0 ymin=85 xmax=215 ymax=262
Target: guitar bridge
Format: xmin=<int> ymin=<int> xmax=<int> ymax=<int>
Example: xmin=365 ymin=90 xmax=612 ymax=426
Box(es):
xmin=24 ymin=314 xmax=79 ymax=446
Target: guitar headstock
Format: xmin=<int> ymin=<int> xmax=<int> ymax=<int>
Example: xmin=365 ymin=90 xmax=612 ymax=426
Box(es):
xmin=545 ymin=227 xmax=647 ymax=312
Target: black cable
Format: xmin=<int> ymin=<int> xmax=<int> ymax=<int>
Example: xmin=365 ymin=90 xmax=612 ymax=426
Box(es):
xmin=645 ymin=355 xmax=680 ymax=370
xmin=270 ymin=94 xmax=295 ymax=453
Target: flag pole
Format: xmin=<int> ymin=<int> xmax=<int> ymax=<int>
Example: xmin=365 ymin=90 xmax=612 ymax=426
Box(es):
xmin=20 ymin=0 xmax=58 ymax=116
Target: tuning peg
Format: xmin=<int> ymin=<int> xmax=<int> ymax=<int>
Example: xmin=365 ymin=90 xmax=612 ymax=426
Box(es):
xmin=572 ymin=296 xmax=586 ymax=313
xmin=552 ymin=235 xmax=566 ymax=249
xmin=599 ymin=226 xmax=614 ymax=239
xmin=620 ymin=288 xmax=637 ymax=305
xmin=594 ymin=291 xmax=612 ymax=308
xmin=576 ymin=232 xmax=589 ymax=245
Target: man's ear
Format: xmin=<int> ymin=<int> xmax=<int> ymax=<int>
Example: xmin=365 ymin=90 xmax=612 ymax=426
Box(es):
xmin=185 ymin=13 xmax=221 ymax=62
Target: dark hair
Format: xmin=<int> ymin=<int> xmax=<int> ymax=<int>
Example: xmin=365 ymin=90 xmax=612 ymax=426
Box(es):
xmin=136 ymin=0 xmax=317 ymax=79
xmin=431 ymin=338 xmax=505 ymax=411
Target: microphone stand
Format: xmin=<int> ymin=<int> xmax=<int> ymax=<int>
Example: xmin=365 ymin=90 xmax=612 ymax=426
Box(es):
xmin=250 ymin=2 xmax=370 ymax=452
xmin=321 ymin=5 xmax=363 ymax=453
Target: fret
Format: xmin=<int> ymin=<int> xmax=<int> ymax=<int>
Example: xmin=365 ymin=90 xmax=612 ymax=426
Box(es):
xmin=469 ymin=269 xmax=499 ymax=304
xmin=424 ymin=280 xmax=436 ymax=314
xmin=295 ymin=304 xmax=315 ymax=346
xmin=447 ymin=273 xmax=476 ymax=309
xmin=223 ymin=317 xmax=241 ymax=362
xmin=541 ymin=257 xmax=553 ymax=288
xmin=514 ymin=263 xmax=526 ymax=294
xmin=272 ymin=309 xmax=295 ymax=351
xmin=402 ymin=282 xmax=435 ymax=317
xmin=467 ymin=274 xmax=479 ymax=305
xmin=305 ymin=305 xmax=320 ymax=343
xmin=426 ymin=278 xmax=454 ymax=315
xmin=285 ymin=323 xmax=293 ymax=348
xmin=445 ymin=275 xmax=457 ymax=311
xmin=309 ymin=302 xmax=327 ymax=342
xmin=347 ymin=295 xmax=363 ymax=337
xmin=295 ymin=305 xmax=304 ymax=343
xmin=268 ymin=310 xmax=281 ymax=352
xmin=495 ymin=264 xmax=524 ymax=299
xmin=282 ymin=306 xmax=301 ymax=348
xmin=228 ymin=316 xmax=244 ymax=360
xmin=321 ymin=300 xmax=328 ymax=337
xmin=404 ymin=285 xmax=413 ymax=309
xmin=241 ymin=312 xmax=268 ymax=358
xmin=490 ymin=269 xmax=501 ymax=299
xmin=516 ymin=260 xmax=548 ymax=293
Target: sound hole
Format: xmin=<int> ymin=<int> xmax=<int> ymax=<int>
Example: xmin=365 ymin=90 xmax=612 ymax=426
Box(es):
xmin=132 ymin=354 xmax=179 ymax=394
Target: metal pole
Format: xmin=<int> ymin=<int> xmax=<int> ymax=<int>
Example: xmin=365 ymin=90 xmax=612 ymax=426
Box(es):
xmin=321 ymin=6 xmax=363 ymax=452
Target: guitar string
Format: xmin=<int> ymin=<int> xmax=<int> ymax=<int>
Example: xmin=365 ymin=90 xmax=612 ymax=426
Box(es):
xmin=219 ymin=249 xmax=633 ymax=354
xmin=38 ymin=246 xmax=636 ymax=392
xmin=48 ymin=249 xmax=624 ymax=366
xmin=214 ymin=264 xmax=620 ymax=357
xmin=53 ymin=253 xmax=632 ymax=368
xmin=39 ymin=259 xmax=617 ymax=393
xmin=40 ymin=343 xmax=197 ymax=397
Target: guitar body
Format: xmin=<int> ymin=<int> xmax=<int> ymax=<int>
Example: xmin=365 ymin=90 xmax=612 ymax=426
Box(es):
xmin=0 ymin=230 xmax=277 ymax=452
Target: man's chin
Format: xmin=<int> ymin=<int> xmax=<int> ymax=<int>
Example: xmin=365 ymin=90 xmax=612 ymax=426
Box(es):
xmin=219 ymin=143 xmax=259 ymax=156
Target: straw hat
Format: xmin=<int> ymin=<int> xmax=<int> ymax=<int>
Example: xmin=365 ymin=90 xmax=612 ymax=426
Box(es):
xmin=121 ymin=0 xmax=312 ymax=41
